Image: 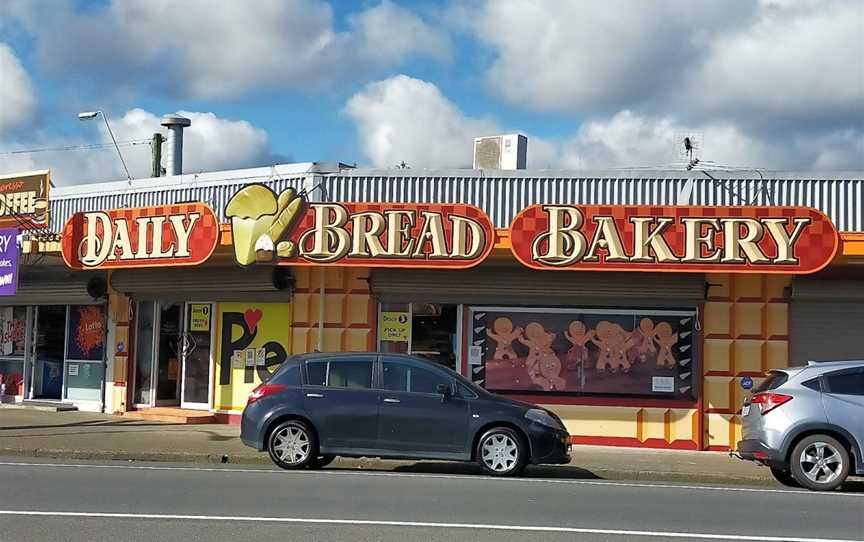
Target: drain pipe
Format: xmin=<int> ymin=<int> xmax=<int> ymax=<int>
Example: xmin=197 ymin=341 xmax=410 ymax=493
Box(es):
xmin=318 ymin=268 xmax=325 ymax=352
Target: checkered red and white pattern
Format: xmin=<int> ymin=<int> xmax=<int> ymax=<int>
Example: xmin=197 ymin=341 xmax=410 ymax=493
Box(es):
xmin=61 ymin=203 xmax=219 ymax=270
xmin=280 ymin=202 xmax=495 ymax=269
xmin=510 ymin=205 xmax=839 ymax=274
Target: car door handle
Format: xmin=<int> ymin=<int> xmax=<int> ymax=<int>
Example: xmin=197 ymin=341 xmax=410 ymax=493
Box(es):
xmin=306 ymin=393 xmax=324 ymax=398
xmin=383 ymin=398 xmax=400 ymax=403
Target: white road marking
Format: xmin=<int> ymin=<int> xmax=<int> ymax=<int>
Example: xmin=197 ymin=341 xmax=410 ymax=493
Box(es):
xmin=0 ymin=510 xmax=857 ymax=542
xmin=0 ymin=460 xmax=861 ymax=498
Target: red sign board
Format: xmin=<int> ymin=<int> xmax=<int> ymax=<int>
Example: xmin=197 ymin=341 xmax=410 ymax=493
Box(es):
xmin=225 ymin=185 xmax=494 ymax=269
xmin=61 ymin=203 xmax=219 ymax=270
xmin=510 ymin=204 xmax=838 ymax=274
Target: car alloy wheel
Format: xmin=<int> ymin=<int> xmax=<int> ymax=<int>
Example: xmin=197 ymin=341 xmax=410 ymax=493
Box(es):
xmin=478 ymin=428 xmax=525 ymax=476
xmin=267 ymin=420 xmax=317 ymax=470
xmin=790 ymin=434 xmax=850 ymax=491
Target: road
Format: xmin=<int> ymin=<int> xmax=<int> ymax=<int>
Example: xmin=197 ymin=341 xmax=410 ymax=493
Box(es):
xmin=0 ymin=458 xmax=861 ymax=542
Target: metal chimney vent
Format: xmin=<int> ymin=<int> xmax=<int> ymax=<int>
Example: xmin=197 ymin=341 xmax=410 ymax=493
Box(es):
xmin=161 ymin=114 xmax=192 ymax=176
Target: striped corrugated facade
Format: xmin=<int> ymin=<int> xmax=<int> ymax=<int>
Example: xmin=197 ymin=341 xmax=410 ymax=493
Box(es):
xmin=49 ymin=168 xmax=864 ymax=231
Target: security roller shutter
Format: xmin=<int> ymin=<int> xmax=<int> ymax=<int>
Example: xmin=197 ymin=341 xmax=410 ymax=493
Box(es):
xmin=371 ymin=265 xmax=705 ymax=307
xmin=110 ymin=266 xmax=292 ymax=302
xmin=7 ymin=269 xmax=106 ymax=305
xmin=790 ymin=278 xmax=864 ymax=364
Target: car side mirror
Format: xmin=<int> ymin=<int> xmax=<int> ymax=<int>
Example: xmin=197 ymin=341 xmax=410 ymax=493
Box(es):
xmin=436 ymin=383 xmax=452 ymax=401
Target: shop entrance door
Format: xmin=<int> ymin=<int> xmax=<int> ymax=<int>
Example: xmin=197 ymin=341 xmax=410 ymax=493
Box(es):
xmin=154 ymin=303 xmax=182 ymax=406
xmin=180 ymin=303 xmax=213 ymax=410
xmin=30 ymin=306 xmax=66 ymax=400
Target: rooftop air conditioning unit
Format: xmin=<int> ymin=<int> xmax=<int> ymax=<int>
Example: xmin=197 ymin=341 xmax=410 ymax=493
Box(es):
xmin=473 ymin=134 xmax=527 ymax=170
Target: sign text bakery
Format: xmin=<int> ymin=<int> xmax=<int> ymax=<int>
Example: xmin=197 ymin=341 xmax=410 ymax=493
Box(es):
xmin=511 ymin=205 xmax=838 ymax=274
xmin=226 ymin=185 xmax=494 ymax=268
xmin=61 ymin=203 xmax=219 ymax=270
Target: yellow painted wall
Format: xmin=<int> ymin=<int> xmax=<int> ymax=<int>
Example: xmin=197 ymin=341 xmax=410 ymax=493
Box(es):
xmin=214 ymin=301 xmax=292 ymax=413
xmin=703 ymin=274 xmax=791 ymax=450
xmin=107 ymin=289 xmax=130 ymax=414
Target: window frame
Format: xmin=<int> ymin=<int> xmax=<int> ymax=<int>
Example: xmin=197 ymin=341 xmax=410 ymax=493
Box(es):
xmin=302 ymin=356 xmax=377 ymax=390
xmin=377 ymin=355 xmax=455 ymax=397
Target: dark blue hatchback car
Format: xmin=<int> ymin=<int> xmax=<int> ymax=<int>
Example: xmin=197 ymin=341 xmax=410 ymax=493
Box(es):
xmin=241 ymin=352 xmax=571 ymax=476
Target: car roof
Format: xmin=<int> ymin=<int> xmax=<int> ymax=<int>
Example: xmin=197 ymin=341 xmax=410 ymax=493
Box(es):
xmin=774 ymin=359 xmax=864 ymax=377
xmin=296 ymin=352 xmax=438 ymax=364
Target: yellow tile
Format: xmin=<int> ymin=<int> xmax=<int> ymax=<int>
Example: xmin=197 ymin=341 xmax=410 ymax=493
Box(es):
xmin=638 ymin=408 xmax=666 ymax=442
xmin=765 ymin=275 xmax=791 ymax=301
xmin=292 ymin=293 xmax=312 ymax=324
xmin=293 ymin=267 xmax=312 ymax=291
xmin=765 ymin=303 xmax=788 ymax=338
xmin=543 ymin=405 xmax=639 ymax=438
xmin=346 ymin=295 xmax=373 ymax=326
xmin=706 ymin=414 xmax=735 ymax=448
xmin=346 ymin=267 xmax=370 ymax=292
xmin=733 ymin=340 xmax=764 ymax=374
xmin=734 ymin=303 xmax=765 ymax=337
xmin=704 ymin=339 xmax=732 ymax=373
xmin=667 ymin=409 xmax=697 ymax=443
xmin=323 ymin=328 xmax=345 ymax=351
xmin=324 ymin=293 xmax=345 ymax=324
xmin=706 ymin=273 xmax=732 ymax=299
xmin=325 ymin=267 xmax=345 ymax=290
xmin=733 ymin=274 xmax=764 ymax=301
xmin=704 ymin=377 xmax=733 ymax=411
xmin=292 ymin=328 xmax=311 ymax=354
xmin=344 ymin=328 xmax=372 ymax=351
xmin=765 ymin=340 xmax=789 ymax=370
xmin=703 ymin=302 xmax=732 ymax=336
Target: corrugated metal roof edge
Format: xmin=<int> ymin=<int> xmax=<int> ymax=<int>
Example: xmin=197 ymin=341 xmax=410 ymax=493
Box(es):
xmin=328 ymin=168 xmax=864 ymax=180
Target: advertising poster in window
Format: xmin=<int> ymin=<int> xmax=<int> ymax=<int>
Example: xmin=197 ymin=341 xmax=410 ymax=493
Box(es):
xmin=66 ymin=305 xmax=106 ymax=361
xmin=0 ymin=306 xmax=26 ymax=357
xmin=470 ymin=307 xmax=696 ymax=399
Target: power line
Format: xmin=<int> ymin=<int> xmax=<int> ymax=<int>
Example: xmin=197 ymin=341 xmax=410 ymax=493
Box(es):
xmin=0 ymin=139 xmax=151 ymax=156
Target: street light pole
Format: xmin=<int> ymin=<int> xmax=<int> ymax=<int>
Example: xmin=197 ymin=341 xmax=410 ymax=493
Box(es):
xmin=78 ymin=110 xmax=133 ymax=181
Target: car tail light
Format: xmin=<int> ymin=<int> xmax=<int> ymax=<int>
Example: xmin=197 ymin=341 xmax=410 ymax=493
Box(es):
xmin=750 ymin=392 xmax=792 ymax=415
xmin=247 ymin=383 xmax=287 ymax=404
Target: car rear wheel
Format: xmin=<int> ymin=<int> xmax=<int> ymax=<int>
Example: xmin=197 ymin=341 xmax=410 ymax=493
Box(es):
xmin=477 ymin=427 xmax=526 ymax=477
xmin=267 ymin=420 xmax=318 ymax=470
xmin=308 ymin=455 xmax=335 ymax=469
xmin=789 ymin=435 xmax=850 ymax=491
xmin=769 ymin=467 xmax=800 ymax=488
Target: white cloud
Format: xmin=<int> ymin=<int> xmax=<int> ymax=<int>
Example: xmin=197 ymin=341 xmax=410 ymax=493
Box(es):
xmin=9 ymin=0 xmax=450 ymax=99
xmin=345 ymin=75 xmax=863 ymax=171
xmin=0 ymin=43 xmax=36 ymax=132
xmin=345 ymin=75 xmax=498 ymax=168
xmin=0 ymin=109 xmax=278 ymax=185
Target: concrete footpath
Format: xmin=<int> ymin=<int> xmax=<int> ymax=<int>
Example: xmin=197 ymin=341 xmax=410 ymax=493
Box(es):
xmin=0 ymin=407 xmax=775 ymax=485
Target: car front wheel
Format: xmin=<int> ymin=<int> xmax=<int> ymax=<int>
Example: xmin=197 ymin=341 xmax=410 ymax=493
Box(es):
xmin=267 ymin=420 xmax=318 ymax=470
xmin=789 ymin=435 xmax=850 ymax=491
xmin=477 ymin=427 xmax=527 ymax=477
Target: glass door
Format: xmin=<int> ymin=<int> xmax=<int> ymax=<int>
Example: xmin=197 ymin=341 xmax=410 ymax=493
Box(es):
xmin=133 ymin=301 xmax=156 ymax=407
xmin=180 ymin=303 xmax=213 ymax=410
xmin=154 ymin=303 xmax=182 ymax=406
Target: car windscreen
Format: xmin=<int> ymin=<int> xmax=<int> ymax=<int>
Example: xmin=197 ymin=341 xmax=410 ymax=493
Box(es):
xmin=753 ymin=371 xmax=789 ymax=393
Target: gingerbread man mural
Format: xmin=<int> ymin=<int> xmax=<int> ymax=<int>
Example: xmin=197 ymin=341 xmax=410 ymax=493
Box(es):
xmin=591 ymin=321 xmax=637 ymax=373
xmin=653 ymin=322 xmax=679 ymax=368
xmin=564 ymin=320 xmax=593 ymax=372
xmin=518 ymin=322 xmax=566 ymax=391
xmin=486 ymin=317 xmax=522 ymax=360
xmin=635 ymin=318 xmax=657 ymax=363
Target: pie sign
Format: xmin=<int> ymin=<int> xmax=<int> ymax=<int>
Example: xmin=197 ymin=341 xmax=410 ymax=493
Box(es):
xmin=61 ymin=203 xmax=219 ymax=270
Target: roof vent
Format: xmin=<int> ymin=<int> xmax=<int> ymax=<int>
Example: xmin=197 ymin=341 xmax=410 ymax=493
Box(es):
xmin=473 ymin=134 xmax=527 ymax=170
xmin=161 ymin=114 xmax=192 ymax=176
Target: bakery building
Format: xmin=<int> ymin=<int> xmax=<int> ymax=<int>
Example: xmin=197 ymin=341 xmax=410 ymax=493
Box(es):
xmin=5 ymin=161 xmax=864 ymax=451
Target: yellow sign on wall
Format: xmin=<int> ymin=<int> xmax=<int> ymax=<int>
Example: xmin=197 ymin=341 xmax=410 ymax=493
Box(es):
xmin=190 ymin=304 xmax=211 ymax=332
xmin=215 ymin=302 xmax=291 ymax=412
xmin=381 ymin=311 xmax=410 ymax=342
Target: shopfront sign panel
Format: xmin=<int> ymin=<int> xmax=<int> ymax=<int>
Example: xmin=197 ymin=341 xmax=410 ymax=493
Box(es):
xmin=225 ymin=185 xmax=494 ymax=269
xmin=0 ymin=170 xmax=50 ymax=230
xmin=0 ymin=228 xmax=18 ymax=296
xmin=380 ymin=311 xmax=410 ymax=342
xmin=510 ymin=204 xmax=838 ymax=274
xmin=61 ymin=203 xmax=219 ymax=270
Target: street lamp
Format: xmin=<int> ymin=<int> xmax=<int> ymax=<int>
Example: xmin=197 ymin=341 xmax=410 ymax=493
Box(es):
xmin=78 ymin=110 xmax=133 ymax=181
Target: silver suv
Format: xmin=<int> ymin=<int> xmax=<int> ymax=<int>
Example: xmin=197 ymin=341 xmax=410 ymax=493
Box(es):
xmin=736 ymin=360 xmax=864 ymax=491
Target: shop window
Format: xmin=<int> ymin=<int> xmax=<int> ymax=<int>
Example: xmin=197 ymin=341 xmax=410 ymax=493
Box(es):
xmin=378 ymin=303 xmax=458 ymax=371
xmin=0 ymin=306 xmax=26 ymax=398
xmin=469 ymin=306 xmax=698 ymax=400
xmin=64 ymin=305 xmax=106 ymax=402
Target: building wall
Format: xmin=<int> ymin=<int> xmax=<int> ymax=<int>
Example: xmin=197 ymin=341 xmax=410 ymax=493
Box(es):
xmin=107 ymin=290 xmax=131 ymax=414
xmin=702 ymin=274 xmax=791 ymax=450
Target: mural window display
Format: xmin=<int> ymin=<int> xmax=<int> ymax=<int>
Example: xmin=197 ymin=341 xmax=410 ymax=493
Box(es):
xmin=470 ymin=307 xmax=697 ymax=400
xmin=0 ymin=306 xmax=26 ymax=399
xmin=64 ymin=305 xmax=106 ymax=402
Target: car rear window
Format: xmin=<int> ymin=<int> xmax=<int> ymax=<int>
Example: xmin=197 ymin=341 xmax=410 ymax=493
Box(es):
xmin=270 ymin=360 xmax=302 ymax=386
xmin=753 ymin=372 xmax=788 ymax=393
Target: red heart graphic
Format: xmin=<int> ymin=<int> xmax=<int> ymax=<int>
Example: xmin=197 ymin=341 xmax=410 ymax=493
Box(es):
xmin=244 ymin=309 xmax=263 ymax=333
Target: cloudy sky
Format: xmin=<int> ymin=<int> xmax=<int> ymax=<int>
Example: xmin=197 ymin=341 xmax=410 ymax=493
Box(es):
xmin=0 ymin=0 xmax=861 ymax=185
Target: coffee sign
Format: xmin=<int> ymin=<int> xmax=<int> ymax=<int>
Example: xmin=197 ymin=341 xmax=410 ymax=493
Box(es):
xmin=0 ymin=170 xmax=50 ymax=229
xmin=61 ymin=203 xmax=219 ymax=270
xmin=226 ymin=185 xmax=494 ymax=269
xmin=511 ymin=204 xmax=838 ymax=274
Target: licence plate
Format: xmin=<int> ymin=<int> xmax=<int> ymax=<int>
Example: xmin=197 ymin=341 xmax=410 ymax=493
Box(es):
xmin=741 ymin=404 xmax=750 ymax=416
